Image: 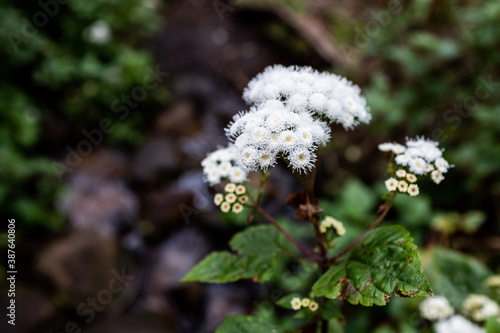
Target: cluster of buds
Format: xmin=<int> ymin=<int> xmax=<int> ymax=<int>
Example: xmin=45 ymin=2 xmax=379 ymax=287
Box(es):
xmin=384 ymin=169 xmax=420 ymax=196
xmin=213 ymin=183 xmax=249 ymax=214
xmin=290 ymin=297 xmax=319 ymax=312
xmin=319 ymin=216 xmax=346 ymax=236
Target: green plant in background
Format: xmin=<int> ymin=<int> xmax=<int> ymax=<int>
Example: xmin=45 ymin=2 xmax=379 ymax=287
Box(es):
xmin=0 ymin=0 xmax=167 ymax=231
xmin=180 ymin=65 xmax=472 ymax=332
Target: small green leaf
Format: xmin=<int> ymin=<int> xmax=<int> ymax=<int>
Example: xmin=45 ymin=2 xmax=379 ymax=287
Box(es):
xmin=321 ymin=300 xmax=344 ymax=320
xmin=215 ymin=315 xmax=283 ymax=333
xmin=423 ymin=247 xmax=492 ymax=307
xmin=486 ymin=316 xmax=500 ymax=333
xmin=312 ymin=225 xmax=432 ymax=306
xmin=276 ymin=293 xmax=303 ymax=309
xmin=182 ymin=225 xmax=285 ymax=283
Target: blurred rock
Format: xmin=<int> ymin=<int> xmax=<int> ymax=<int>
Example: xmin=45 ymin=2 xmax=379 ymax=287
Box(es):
xmin=142 ymin=228 xmax=211 ymax=312
xmin=199 ymin=284 xmax=248 ymax=333
xmin=0 ymin=287 xmax=56 ymax=333
xmin=155 ymin=99 xmax=200 ymax=136
xmin=36 ymin=232 xmax=118 ymax=305
xmin=131 ymin=136 xmax=181 ymax=182
xmin=84 ymin=315 xmax=175 ymax=333
xmin=58 ymin=172 xmax=138 ymax=238
xmin=75 ymin=148 xmax=129 ymax=179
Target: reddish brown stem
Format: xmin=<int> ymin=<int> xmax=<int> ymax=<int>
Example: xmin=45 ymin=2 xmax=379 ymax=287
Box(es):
xmin=255 ymin=205 xmax=322 ymax=262
xmin=329 ymin=194 xmax=395 ymax=263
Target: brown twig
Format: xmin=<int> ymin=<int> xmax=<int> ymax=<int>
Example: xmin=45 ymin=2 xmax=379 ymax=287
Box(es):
xmin=255 ymin=204 xmax=323 ymax=262
xmin=329 ymin=193 xmax=395 ymax=263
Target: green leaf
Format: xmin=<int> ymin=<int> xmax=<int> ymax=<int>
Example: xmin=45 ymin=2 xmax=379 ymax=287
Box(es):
xmin=181 ymin=252 xmax=246 ymax=283
xmin=182 ymin=225 xmax=284 ymax=283
xmin=486 ymin=316 xmax=500 ymax=333
xmin=312 ymin=225 xmax=432 ymax=306
xmin=215 ymin=315 xmax=284 ymax=333
xmin=422 ymin=247 xmax=492 ymax=308
xmin=321 ymin=300 xmax=344 ymax=320
xmin=276 ymin=293 xmax=303 ymax=309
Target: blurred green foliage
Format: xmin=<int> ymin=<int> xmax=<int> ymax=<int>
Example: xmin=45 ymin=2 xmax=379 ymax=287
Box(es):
xmin=0 ymin=0 xmax=167 ymax=231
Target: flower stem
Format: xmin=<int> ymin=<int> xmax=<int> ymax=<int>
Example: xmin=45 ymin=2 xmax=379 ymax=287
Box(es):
xmin=329 ymin=193 xmax=395 ymax=263
xmin=255 ymin=204 xmax=322 ymax=262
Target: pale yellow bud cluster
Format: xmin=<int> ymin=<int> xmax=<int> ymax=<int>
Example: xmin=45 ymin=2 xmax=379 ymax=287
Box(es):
xmin=213 ymin=183 xmax=249 ymax=214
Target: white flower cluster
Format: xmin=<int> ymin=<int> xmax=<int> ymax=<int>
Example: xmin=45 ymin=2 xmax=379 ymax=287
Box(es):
xmin=463 ymin=294 xmax=499 ymax=322
xmin=434 ymin=315 xmax=485 ymax=333
xmin=226 ymin=101 xmax=330 ymax=172
xmin=379 ymin=137 xmax=451 ymax=184
xmin=419 ymin=296 xmax=454 ymax=321
xmin=201 ymin=145 xmax=248 ymax=185
xmin=243 ymin=65 xmax=371 ymax=129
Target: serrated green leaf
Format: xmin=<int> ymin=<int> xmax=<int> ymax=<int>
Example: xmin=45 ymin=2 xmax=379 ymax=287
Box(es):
xmin=312 ymin=225 xmax=432 ymax=306
xmin=215 ymin=315 xmax=283 ymax=333
xmin=182 ymin=225 xmax=284 ymax=283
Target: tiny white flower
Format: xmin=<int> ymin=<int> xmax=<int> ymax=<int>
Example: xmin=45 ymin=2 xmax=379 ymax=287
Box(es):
xmin=391 ymin=143 xmax=406 ymax=154
xmin=407 ymin=184 xmax=419 ymax=196
xmin=220 ymin=202 xmax=231 ymax=213
xmin=288 ymin=147 xmax=315 ymax=172
xmin=301 ymin=298 xmax=311 ymax=307
xmin=229 ymin=167 xmax=247 ymax=183
xmin=395 ymin=154 xmax=411 ymax=166
xmin=431 ymin=170 xmax=444 ymax=184
xmin=398 ymin=180 xmax=409 ymax=193
xmin=406 ymin=173 xmax=417 ymax=183
xmin=225 ymin=193 xmax=237 ymax=204
xmin=232 ymin=203 xmax=244 ymax=214
xmin=309 ymin=301 xmax=319 ymax=312
xmin=396 ymin=169 xmax=406 ymax=178
xmin=225 ymin=183 xmax=236 ymax=193
xmin=291 ymin=297 xmax=302 ymax=310
xmin=435 ymin=157 xmax=450 ymax=173
xmin=214 ymin=193 xmax=224 ymax=206
xmin=219 ymin=161 xmax=232 ymax=177
xmin=409 ymin=157 xmax=427 ymax=175
xmin=378 ymin=142 xmax=394 ymax=152
xmin=385 ymin=178 xmax=398 ymax=192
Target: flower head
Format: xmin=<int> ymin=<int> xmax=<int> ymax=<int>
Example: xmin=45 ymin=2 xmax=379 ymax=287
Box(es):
xmin=291 ymin=297 xmax=302 ymax=310
xmin=434 ymin=315 xmax=484 ymax=333
xmin=243 ymin=65 xmax=371 ymax=128
xmin=202 ymin=145 xmax=249 ymax=186
xmin=463 ymin=294 xmax=499 ymax=322
xmin=379 ymin=137 xmax=451 ymax=186
xmin=419 ymin=296 xmax=454 ymax=321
